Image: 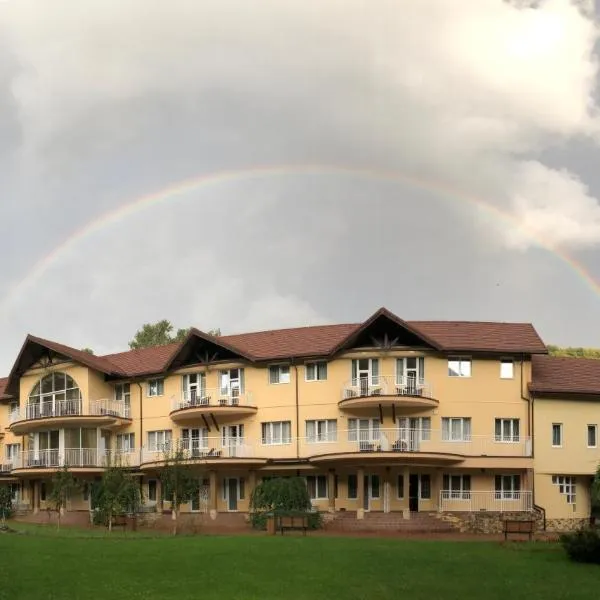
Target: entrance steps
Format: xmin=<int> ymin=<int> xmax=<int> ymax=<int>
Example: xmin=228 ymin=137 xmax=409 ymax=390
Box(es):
xmin=326 ymin=511 xmax=459 ymax=533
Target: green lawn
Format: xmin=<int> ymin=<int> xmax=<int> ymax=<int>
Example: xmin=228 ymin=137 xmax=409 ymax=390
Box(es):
xmin=0 ymin=525 xmax=597 ymax=600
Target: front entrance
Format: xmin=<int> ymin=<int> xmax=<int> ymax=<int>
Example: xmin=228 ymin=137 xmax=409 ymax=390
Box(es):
xmin=224 ymin=478 xmax=240 ymax=511
xmin=362 ymin=474 xmax=380 ymax=511
xmin=409 ymin=474 xmax=419 ymax=512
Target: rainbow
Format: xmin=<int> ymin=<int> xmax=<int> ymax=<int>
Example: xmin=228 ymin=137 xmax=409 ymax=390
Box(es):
xmin=2 ymin=164 xmax=599 ymax=310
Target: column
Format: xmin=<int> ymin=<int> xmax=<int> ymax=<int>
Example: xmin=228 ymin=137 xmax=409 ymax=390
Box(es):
xmin=403 ymin=467 xmax=410 ymax=519
xmin=382 ymin=468 xmax=390 ymax=513
xmin=356 ymin=468 xmax=365 ymax=520
xmin=327 ymin=470 xmax=336 ymax=513
xmin=209 ymin=470 xmax=218 ymax=520
xmin=436 ymin=471 xmax=444 ymax=512
xmin=156 ymin=478 xmax=163 ymax=513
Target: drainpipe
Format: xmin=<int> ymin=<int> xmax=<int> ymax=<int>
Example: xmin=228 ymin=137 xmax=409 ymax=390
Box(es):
xmin=293 ymin=359 xmax=300 ymax=459
xmin=136 ymin=382 xmax=144 ymax=467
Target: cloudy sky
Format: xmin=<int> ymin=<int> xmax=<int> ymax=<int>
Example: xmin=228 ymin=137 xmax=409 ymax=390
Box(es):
xmin=1 ymin=0 xmax=600 ymax=372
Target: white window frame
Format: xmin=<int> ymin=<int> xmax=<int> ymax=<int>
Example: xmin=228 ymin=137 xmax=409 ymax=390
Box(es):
xmin=305 ymin=361 xmax=328 ymax=382
xmin=448 ymin=357 xmax=471 ymax=378
xmin=220 ymin=369 xmax=244 ymax=398
xmin=114 ymin=383 xmax=131 ymax=403
xmin=116 ymin=433 xmax=135 ymax=452
xmin=182 ymin=373 xmax=206 ymax=402
xmin=552 ymin=475 xmax=576 ymax=504
xmin=306 ymin=475 xmax=328 ymax=500
xmin=396 ymin=357 xmax=425 ymax=385
xmin=348 ymin=418 xmax=380 ymax=442
xmin=587 ymin=424 xmax=597 ymax=448
xmin=494 ymin=418 xmax=520 ymax=443
xmin=5 ymin=443 xmax=20 ymax=463
xmin=147 ymin=378 xmax=164 ymax=397
xmin=351 ymin=358 xmax=380 ymax=386
xmin=441 ymin=417 xmax=472 ymax=442
xmin=306 ymin=419 xmax=337 ymax=443
xmin=500 ymin=359 xmax=514 ymax=379
xmin=495 ymin=474 xmax=521 ymax=500
xmin=147 ymin=430 xmax=172 ymax=452
xmin=268 ymin=364 xmax=291 ymax=385
xmin=222 ymin=424 xmax=245 ymax=447
xmin=181 ymin=427 xmax=209 ymax=452
xmin=261 ymin=421 xmax=292 ymax=445
xmin=552 ymin=423 xmax=563 ymax=448
xmin=397 ymin=417 xmax=431 ymax=443
xmin=442 ymin=474 xmax=471 ymax=500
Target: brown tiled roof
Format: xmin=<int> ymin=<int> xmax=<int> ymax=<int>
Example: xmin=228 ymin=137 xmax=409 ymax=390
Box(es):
xmin=0 ymin=377 xmax=7 ymax=397
xmin=410 ymin=321 xmax=547 ymax=354
xmin=101 ymin=343 xmax=181 ymax=377
xmin=530 ymin=355 xmax=600 ymax=395
xmin=221 ymin=324 xmax=359 ymax=360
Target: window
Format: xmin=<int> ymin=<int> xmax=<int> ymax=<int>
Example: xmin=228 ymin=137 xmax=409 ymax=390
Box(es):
xmin=371 ymin=475 xmax=380 ymax=499
xmin=269 ymin=364 xmax=291 ymax=385
xmin=148 ymin=480 xmax=157 ymax=502
xmin=115 ymin=383 xmax=131 ymax=403
xmin=5 ymin=444 xmax=20 ymax=464
xmin=500 ymin=359 xmax=514 ymax=379
xmin=28 ymin=372 xmax=82 ymax=418
xmin=420 ymin=474 xmax=431 ymax=499
xmin=495 ymin=419 xmax=520 ymax=443
xmin=495 ymin=475 xmax=521 ymax=499
xmin=552 ymin=423 xmax=563 ymax=447
xmin=587 ymin=425 xmax=597 ymax=448
xmin=442 ymin=474 xmax=471 ymax=500
xmin=222 ymin=425 xmax=244 ymax=446
xmin=348 ymin=418 xmax=380 ymax=442
xmin=305 ymin=361 xmax=328 ymax=381
xmin=552 ymin=475 xmax=576 ymax=504
xmin=398 ymin=417 xmax=431 ymax=445
xmin=40 ymin=482 xmax=47 ymax=502
xmin=397 ymin=474 xmax=404 ymax=499
xmin=448 ymin=357 xmax=471 ymax=378
xmin=182 ymin=373 xmax=205 ymax=402
xmin=306 ymin=420 xmax=337 ymax=443
xmin=181 ymin=428 xmax=209 ymax=452
xmin=306 ymin=475 xmax=328 ymax=500
xmin=147 ymin=430 xmax=172 ymax=452
xmin=351 ymin=358 xmax=380 ymax=385
xmin=396 ymin=357 xmax=425 ymax=386
xmin=147 ymin=378 xmax=164 ymax=397
xmin=348 ymin=474 xmax=358 ymax=499
xmin=442 ymin=418 xmax=472 ymax=441
xmin=261 ymin=421 xmax=292 ymax=445
xmin=116 ymin=433 xmax=135 ymax=452
xmin=220 ymin=369 xmax=244 ymax=398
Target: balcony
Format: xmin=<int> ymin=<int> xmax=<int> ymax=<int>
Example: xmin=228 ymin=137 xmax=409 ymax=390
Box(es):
xmin=438 ymin=490 xmax=533 ymax=513
xmin=169 ymin=388 xmax=257 ymax=422
xmin=339 ymin=376 xmax=438 ymax=411
xmin=10 ymin=449 xmax=139 ymax=472
xmin=9 ymin=399 xmax=131 ymax=434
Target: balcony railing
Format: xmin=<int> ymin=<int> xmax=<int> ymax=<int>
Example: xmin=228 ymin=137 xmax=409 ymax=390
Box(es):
xmin=171 ymin=388 xmax=254 ymax=412
xmin=13 ymin=448 xmax=138 ymax=469
xmin=142 ymin=438 xmax=254 ymax=463
xmin=439 ymin=490 xmax=533 ymax=512
xmin=342 ymin=376 xmax=433 ymax=400
xmin=11 ymin=399 xmax=130 ymax=422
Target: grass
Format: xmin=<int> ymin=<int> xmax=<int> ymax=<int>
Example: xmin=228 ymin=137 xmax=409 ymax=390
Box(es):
xmin=0 ymin=525 xmax=597 ymax=600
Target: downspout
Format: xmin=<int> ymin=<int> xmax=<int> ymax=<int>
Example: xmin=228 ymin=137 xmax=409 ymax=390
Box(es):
xmin=293 ymin=359 xmax=300 ymax=459
xmin=136 ymin=382 xmax=144 ymax=468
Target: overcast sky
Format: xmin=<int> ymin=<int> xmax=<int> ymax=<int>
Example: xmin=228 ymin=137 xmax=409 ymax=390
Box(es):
xmin=1 ymin=0 xmax=600 ymax=372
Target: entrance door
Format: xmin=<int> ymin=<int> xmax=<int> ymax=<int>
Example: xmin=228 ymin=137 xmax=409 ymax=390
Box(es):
xmin=409 ymin=474 xmax=419 ymax=512
xmin=226 ymin=478 xmax=239 ymax=511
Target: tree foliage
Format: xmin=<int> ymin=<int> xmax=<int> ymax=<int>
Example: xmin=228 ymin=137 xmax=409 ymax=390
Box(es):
xmin=250 ymin=477 xmax=312 ymax=513
xmin=159 ymin=448 xmax=199 ymax=535
xmin=0 ymin=486 xmax=13 ymax=523
xmin=591 ymin=466 xmax=600 ymax=516
xmin=92 ymin=459 xmax=141 ymax=531
xmin=547 ymin=345 xmax=600 ymax=359
xmin=81 ymin=347 xmax=95 ymax=354
xmin=207 ymin=328 xmax=221 ymax=336
xmin=48 ymin=466 xmax=80 ymax=529
xmin=128 ymin=320 xmax=189 ymax=349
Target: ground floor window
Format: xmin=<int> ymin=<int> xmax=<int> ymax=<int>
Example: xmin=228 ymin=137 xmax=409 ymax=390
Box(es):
xmin=40 ymin=482 xmax=47 ymax=502
xmin=552 ymin=475 xmax=576 ymax=504
xmin=148 ymin=479 xmax=158 ymax=503
xmin=419 ymin=475 xmax=431 ymax=500
xmin=442 ymin=474 xmax=471 ymax=500
xmin=494 ymin=474 xmax=521 ymax=499
xmin=306 ymin=475 xmax=328 ymax=500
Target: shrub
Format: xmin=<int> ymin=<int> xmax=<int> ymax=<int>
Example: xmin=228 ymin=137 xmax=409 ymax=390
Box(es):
xmin=560 ymin=528 xmax=600 ymax=564
xmin=0 ymin=486 xmax=13 ymax=522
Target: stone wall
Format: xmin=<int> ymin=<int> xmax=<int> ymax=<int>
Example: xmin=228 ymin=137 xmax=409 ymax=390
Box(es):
xmin=437 ymin=511 xmax=543 ymax=534
xmin=545 ymin=518 xmax=589 ymax=532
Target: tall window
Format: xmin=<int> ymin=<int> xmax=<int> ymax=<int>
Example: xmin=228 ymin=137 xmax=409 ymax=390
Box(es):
xmin=495 ymin=418 xmax=520 ymax=443
xmin=306 ymin=420 xmax=337 ymax=443
xmin=220 ymin=369 xmax=244 ymax=398
xmin=147 ymin=379 xmax=164 ymax=397
xmin=587 ymin=425 xmax=597 ymax=448
xmin=116 ymin=433 xmax=135 ymax=452
xmin=348 ymin=418 xmax=380 ymax=442
xmin=500 ymin=359 xmax=514 ymax=379
xmin=552 ymin=423 xmax=563 ymax=447
xmin=182 ymin=373 xmax=205 ymax=402
xmin=552 ymin=475 xmax=576 ymax=504
xmin=442 ymin=474 xmax=471 ymax=499
xmin=447 ymin=357 xmax=471 ymax=378
xmin=115 ymin=383 xmax=131 ymax=404
xmin=305 ymin=361 xmax=327 ymax=381
xmin=181 ymin=428 xmax=208 ymax=452
xmin=306 ymin=475 xmax=328 ymax=500
xmin=5 ymin=444 xmax=20 ymax=464
xmin=222 ymin=424 xmax=245 ymax=446
xmin=28 ymin=372 xmax=82 ymax=417
xmin=442 ymin=418 xmax=472 ymax=441
xmin=396 ymin=357 xmax=425 ymax=386
xmin=495 ymin=475 xmax=521 ymax=499
xmin=268 ymin=365 xmax=290 ymax=384
xmin=398 ymin=417 xmax=431 ymax=443
xmin=351 ymin=358 xmax=379 ymax=385
xmin=147 ymin=430 xmax=172 ymax=452
xmin=261 ymin=421 xmax=292 ymax=445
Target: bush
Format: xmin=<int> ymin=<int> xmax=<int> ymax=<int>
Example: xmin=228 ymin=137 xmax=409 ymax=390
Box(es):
xmin=0 ymin=486 xmax=14 ymax=521
xmin=560 ymin=528 xmax=600 ymax=564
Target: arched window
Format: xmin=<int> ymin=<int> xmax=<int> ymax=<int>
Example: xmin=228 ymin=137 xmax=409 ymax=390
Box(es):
xmin=27 ymin=372 xmax=82 ymax=418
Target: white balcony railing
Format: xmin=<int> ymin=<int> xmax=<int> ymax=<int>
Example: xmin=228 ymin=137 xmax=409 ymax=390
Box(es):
xmin=142 ymin=438 xmax=254 ymax=464
xmin=342 ymin=376 xmax=433 ymax=400
xmin=171 ymin=388 xmax=254 ymax=412
xmin=12 ymin=399 xmax=130 ymax=422
xmin=25 ymin=399 xmax=83 ymax=420
xmin=439 ymin=490 xmax=533 ymax=513
xmin=15 ymin=448 xmax=139 ymax=469
xmin=8 ymin=408 xmax=20 ymax=423
xmin=89 ymin=399 xmax=131 ymax=419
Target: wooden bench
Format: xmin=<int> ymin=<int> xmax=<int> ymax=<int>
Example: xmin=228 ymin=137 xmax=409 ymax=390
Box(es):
xmin=503 ymin=519 xmax=535 ymax=541
xmin=276 ymin=515 xmax=309 ymax=536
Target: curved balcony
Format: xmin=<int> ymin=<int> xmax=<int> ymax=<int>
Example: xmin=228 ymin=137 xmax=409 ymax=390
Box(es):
xmin=339 ymin=376 xmax=438 ymax=411
xmin=9 ymin=399 xmax=131 ymax=435
xmin=169 ymin=389 xmax=257 ymax=422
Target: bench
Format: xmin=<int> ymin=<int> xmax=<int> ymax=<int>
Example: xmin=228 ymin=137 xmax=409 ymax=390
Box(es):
xmin=276 ymin=515 xmax=309 ymax=536
xmin=503 ymin=519 xmax=535 ymax=541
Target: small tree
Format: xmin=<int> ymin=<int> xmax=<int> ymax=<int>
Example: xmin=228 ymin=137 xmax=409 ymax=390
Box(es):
xmin=0 ymin=486 xmax=13 ymax=525
xmin=48 ymin=466 xmax=79 ymax=530
xmin=159 ymin=448 xmax=199 ymax=535
xmin=591 ymin=466 xmax=600 ymax=519
xmin=128 ymin=320 xmax=189 ymax=349
xmin=94 ymin=460 xmax=141 ymax=532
